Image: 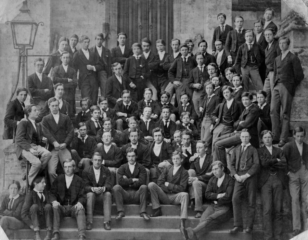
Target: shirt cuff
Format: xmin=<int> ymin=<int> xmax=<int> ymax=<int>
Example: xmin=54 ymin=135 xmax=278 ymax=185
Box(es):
xmin=93 ymin=66 xmax=96 ymax=72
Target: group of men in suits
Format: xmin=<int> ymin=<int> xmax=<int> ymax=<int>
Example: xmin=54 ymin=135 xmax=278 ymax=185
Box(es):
xmin=2 ymin=6 xmax=307 ymax=240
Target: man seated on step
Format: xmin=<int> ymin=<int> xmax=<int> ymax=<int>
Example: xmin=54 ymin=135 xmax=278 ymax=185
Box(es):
xmin=82 ymin=152 xmax=112 ymax=231
xmin=188 ymin=141 xmax=213 ymax=219
xmin=85 ymin=105 xmax=103 ymax=137
xmin=95 ymin=131 xmax=123 ymax=186
xmin=50 ymin=159 xmax=86 ymax=240
xmin=114 ymin=90 xmax=139 ymax=131
xmin=74 ymin=98 xmax=91 ymax=128
xmin=41 ymin=97 xmax=74 ymax=184
xmin=37 ymin=83 xmax=74 ymax=123
xmin=112 ymin=147 xmax=151 ymax=221
xmin=179 ymin=130 xmax=196 ymax=170
xmin=96 ymin=117 xmax=123 ymax=147
xmin=15 ymin=104 xmax=52 ymax=186
xmin=121 ymin=130 xmax=151 ymax=182
xmin=71 ymin=122 xmax=97 ymax=172
xmin=21 ymin=175 xmax=53 ymax=240
xmin=148 ymin=128 xmax=173 ymax=183
xmin=180 ymin=161 xmax=234 ymax=240
xmin=121 ymin=116 xmax=146 ymax=146
xmin=138 ymin=106 xmax=156 ymax=142
xmin=148 ymin=150 xmax=189 ymax=230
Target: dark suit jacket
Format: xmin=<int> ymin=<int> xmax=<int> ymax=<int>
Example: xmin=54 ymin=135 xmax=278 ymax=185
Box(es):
xmin=158 ymin=166 xmax=188 ymax=194
xmin=201 ymin=95 xmax=220 ymax=119
xmin=71 ymin=135 xmax=97 ymax=159
xmin=258 ymin=146 xmax=287 ymax=188
xmin=255 ymin=32 xmax=267 ymax=50
xmin=0 ymin=194 xmax=24 ymax=220
xmin=193 ymin=52 xmax=216 ymax=68
xmin=235 ymin=42 xmax=265 ymax=68
xmin=138 ymin=119 xmax=156 ymax=137
xmin=265 ymin=40 xmax=281 ymax=74
xmin=230 ymin=144 xmax=260 ymax=177
xmin=163 ymin=52 xmax=181 ymax=71
xmin=100 ymin=108 xmax=116 ymax=122
xmin=176 ymin=123 xmax=198 ymax=139
xmin=41 ymin=113 xmax=74 ymax=148
xmin=121 ymin=129 xmax=145 ymax=146
xmin=212 ymin=24 xmax=233 ymax=51
xmin=233 ymin=88 xmax=244 ymax=103
xmin=259 ymin=103 xmax=271 ymax=130
xmin=225 ymin=29 xmax=246 ymax=57
xmin=111 ymin=45 xmax=132 ymax=65
xmin=149 ymin=141 xmax=173 ymax=166
xmin=21 ymin=190 xmax=50 ymax=227
xmin=138 ymin=99 xmax=161 ymax=116
xmin=52 ymin=65 xmax=77 ymax=101
xmin=106 ymin=75 xmax=129 ymax=108
xmin=205 ymin=174 xmax=234 ymax=207
xmin=117 ymin=163 xmax=147 ymax=190
xmin=144 ymin=51 xmax=159 ymax=80
xmin=158 ymin=102 xmax=175 ymax=114
xmin=176 ymin=103 xmax=197 ymax=121
xmin=189 ymin=66 xmax=208 ymax=92
xmin=212 ymin=99 xmax=242 ymax=129
xmin=156 ymin=119 xmax=177 ymax=140
xmin=168 ymin=56 xmax=196 ymax=82
xmin=50 ymin=174 xmax=86 ymax=206
xmin=28 ymin=73 xmax=54 ymax=101
xmin=190 ymin=154 xmax=213 ymax=183
xmin=3 ymin=99 xmax=25 ymax=139
xmin=85 ymin=119 xmax=103 ymax=137
xmin=43 ymin=50 xmax=62 ymax=75
xmin=114 ymin=100 xmax=139 ymax=120
xmin=235 ymin=104 xmax=260 ymax=147
xmin=153 ymin=52 xmax=169 ymax=77
xmin=90 ymin=45 xmax=112 ymax=76
xmin=273 ymin=52 xmax=304 ymax=96
xmin=82 ymin=165 xmax=113 ymax=193
xmin=37 ymin=100 xmax=73 ymax=123
xmin=215 ymin=50 xmax=230 ymax=77
xmin=123 ymin=56 xmax=149 ymax=81
xmin=121 ymin=142 xmax=151 ymax=168
xmin=73 ymin=49 xmax=104 ymax=84
xmin=15 ymin=119 xmax=44 ymax=159
xmin=74 ymin=110 xmax=91 ymax=128
xmin=180 ymin=142 xmax=197 ymax=170
xmin=264 ymin=21 xmax=278 ymax=35
xmin=283 ymin=140 xmax=308 ymax=173
xmin=95 ymin=144 xmax=123 ymax=168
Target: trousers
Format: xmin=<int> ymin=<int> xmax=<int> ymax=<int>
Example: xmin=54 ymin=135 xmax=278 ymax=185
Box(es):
xmin=86 ymin=192 xmax=112 ymax=223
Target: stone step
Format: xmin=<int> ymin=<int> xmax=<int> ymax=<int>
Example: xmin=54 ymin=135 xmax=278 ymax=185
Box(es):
xmin=61 ymin=215 xmax=233 ymax=229
xmin=15 ymin=228 xmax=253 ymax=240
xmin=96 ymin=204 xmax=209 ymax=216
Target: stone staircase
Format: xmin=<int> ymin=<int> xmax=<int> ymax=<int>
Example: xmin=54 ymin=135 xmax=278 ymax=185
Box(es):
xmin=13 ymin=204 xmax=252 ymax=240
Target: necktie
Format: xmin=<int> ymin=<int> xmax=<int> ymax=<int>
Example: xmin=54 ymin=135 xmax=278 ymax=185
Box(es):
xmin=146 ymin=101 xmax=150 ymax=107
xmin=96 ymin=120 xmax=101 ymax=128
xmin=125 ymin=105 xmax=129 ymax=111
xmin=8 ymin=198 xmax=14 ymax=210
xmin=183 ymin=105 xmax=187 ymax=111
xmin=81 ymin=136 xmax=85 ymax=143
xmin=221 ymin=25 xmax=224 ymax=32
xmin=146 ymin=120 xmax=149 ymax=131
xmin=82 ymin=111 xmax=85 ymax=116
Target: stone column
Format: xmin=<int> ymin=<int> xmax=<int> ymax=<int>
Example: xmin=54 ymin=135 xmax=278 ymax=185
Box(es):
xmin=279 ymin=1 xmax=308 ymax=138
xmin=173 ymin=0 xmax=232 ymax=52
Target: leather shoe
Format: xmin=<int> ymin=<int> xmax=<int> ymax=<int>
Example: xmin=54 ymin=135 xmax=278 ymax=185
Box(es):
xmin=278 ymin=140 xmax=286 ymax=148
xmin=186 ymin=227 xmax=198 ymax=240
xmin=140 ymin=212 xmax=151 ymax=221
xmin=293 ymin=229 xmax=301 ymax=237
xmin=104 ymin=221 xmax=111 ymax=230
xmin=229 ymin=227 xmax=243 ymax=234
xmin=86 ymin=222 xmax=92 ymax=230
xmin=195 ymin=212 xmax=202 ymax=218
xmin=35 ymin=232 xmax=42 ymax=240
xmin=44 ymin=231 xmax=52 ymax=240
xmin=244 ymin=228 xmax=252 ymax=233
xmin=151 ymin=208 xmax=162 ymax=217
xmin=116 ymin=211 xmax=125 ymax=220
xmin=78 ymin=236 xmax=86 ymax=240
xmin=51 ymin=233 xmax=60 ymax=240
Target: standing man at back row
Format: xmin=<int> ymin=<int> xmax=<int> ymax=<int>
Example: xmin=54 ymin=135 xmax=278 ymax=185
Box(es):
xmin=73 ymin=35 xmax=104 ymax=106
xmin=271 ymin=37 xmax=304 ymax=147
xmin=263 ymin=8 xmax=278 ymax=35
xmin=111 ymin=32 xmax=132 ymax=65
xmin=212 ymin=13 xmax=233 ymax=54
xmin=225 ymin=15 xmax=246 ymax=72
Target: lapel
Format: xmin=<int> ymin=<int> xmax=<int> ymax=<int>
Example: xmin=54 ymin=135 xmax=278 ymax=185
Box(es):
xmin=220 ymin=50 xmax=227 ymax=65
xmin=219 ymin=174 xmax=229 ymax=191
xmin=33 ymin=73 xmax=43 ymax=87
xmin=235 ymin=146 xmax=241 ymax=170
xmin=79 ymin=49 xmax=90 ymax=64
xmin=219 ymin=101 xmax=226 ymax=118
xmin=159 ymin=52 xmax=168 ymax=62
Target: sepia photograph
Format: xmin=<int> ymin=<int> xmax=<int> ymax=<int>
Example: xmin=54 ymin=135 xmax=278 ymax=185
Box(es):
xmin=0 ymin=0 xmax=308 ymax=239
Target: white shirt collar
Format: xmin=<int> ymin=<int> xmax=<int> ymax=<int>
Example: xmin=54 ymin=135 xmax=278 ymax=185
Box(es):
xmin=104 ymin=144 xmax=112 ymax=152
xmin=246 ymin=41 xmax=254 ymax=46
xmin=233 ymin=86 xmax=242 ymax=92
xmin=258 ymin=102 xmax=267 ymax=109
xmin=246 ymin=103 xmax=253 ymax=110
xmin=62 ymin=64 xmax=68 ymax=71
xmin=173 ymin=165 xmax=181 ymax=175
xmin=78 ymin=135 xmax=88 ymax=141
xmin=115 ymin=74 xmax=122 ymax=82
xmin=134 ymin=54 xmax=141 ymax=59
xmin=241 ymin=143 xmax=251 ymax=148
xmin=173 ymin=51 xmax=180 ymax=58
xmin=154 ymin=141 xmax=163 ymax=147
xmin=82 ymin=48 xmax=89 ymax=53
xmin=9 ymin=194 xmax=20 ymax=200
xmin=123 ymin=101 xmax=131 ymax=107
xmin=281 ymin=50 xmax=290 ymax=60
xmin=265 ymin=145 xmax=273 ymax=152
xmin=52 ymin=112 xmax=60 ymax=117
xmin=143 ymin=51 xmax=150 ymax=59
